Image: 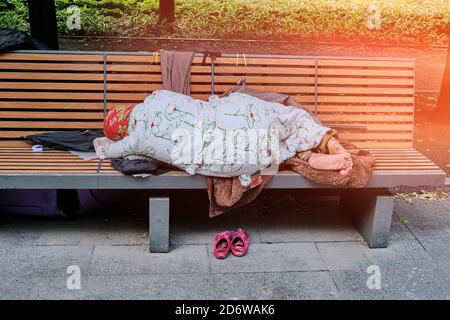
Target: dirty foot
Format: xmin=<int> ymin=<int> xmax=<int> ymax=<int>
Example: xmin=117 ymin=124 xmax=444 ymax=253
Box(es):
xmin=308 ymin=152 xmax=352 ymax=175
xmin=327 ymin=137 xmax=347 ymax=155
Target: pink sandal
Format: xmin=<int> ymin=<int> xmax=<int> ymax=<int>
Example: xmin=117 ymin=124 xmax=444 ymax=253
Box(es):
xmin=230 ymin=228 xmax=250 ymax=257
xmin=214 ymin=231 xmax=232 ymax=259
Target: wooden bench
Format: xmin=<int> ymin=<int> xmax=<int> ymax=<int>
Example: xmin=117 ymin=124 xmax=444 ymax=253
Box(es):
xmin=0 ymin=50 xmax=446 ymax=252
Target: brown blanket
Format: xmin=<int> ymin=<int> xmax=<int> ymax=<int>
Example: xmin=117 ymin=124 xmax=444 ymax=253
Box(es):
xmin=207 ymin=85 xmax=375 ymax=217
xmin=284 ymin=142 xmax=375 ymax=188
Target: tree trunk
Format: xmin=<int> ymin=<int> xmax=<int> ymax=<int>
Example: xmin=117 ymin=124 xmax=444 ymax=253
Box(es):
xmin=27 ymin=0 xmax=59 ymax=50
xmin=159 ymin=0 xmax=175 ymax=24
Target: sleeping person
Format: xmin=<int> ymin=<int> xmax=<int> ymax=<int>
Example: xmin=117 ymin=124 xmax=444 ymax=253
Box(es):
xmin=94 ymin=90 xmax=352 ymax=184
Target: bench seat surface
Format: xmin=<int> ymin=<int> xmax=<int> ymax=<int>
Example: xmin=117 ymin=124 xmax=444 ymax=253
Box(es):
xmin=0 ymin=147 xmax=445 ymax=189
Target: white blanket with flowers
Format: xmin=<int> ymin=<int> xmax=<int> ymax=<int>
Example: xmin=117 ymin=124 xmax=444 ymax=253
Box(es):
xmin=98 ymin=90 xmax=330 ymax=181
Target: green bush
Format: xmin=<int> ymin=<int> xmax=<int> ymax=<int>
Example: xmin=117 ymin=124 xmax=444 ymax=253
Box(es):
xmin=0 ymin=0 xmax=448 ymax=44
xmin=56 ymin=0 xmax=159 ymax=35
xmin=174 ymin=0 xmax=450 ymax=44
xmin=0 ymin=0 xmax=29 ymax=31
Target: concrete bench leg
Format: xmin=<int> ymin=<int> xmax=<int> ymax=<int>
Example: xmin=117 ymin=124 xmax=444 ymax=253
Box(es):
xmin=149 ymin=197 xmax=170 ymax=253
xmin=341 ymin=190 xmax=394 ymax=248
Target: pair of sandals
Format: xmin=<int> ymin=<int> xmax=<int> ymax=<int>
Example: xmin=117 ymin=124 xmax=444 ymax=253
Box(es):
xmin=213 ymin=228 xmax=250 ymax=259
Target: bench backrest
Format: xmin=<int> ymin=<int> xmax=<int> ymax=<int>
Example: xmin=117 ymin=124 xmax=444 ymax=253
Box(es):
xmin=0 ymin=51 xmax=415 ymax=148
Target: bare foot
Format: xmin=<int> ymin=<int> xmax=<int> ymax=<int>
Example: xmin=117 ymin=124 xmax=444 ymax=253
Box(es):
xmin=308 ymin=152 xmax=352 ymax=175
xmin=327 ymin=137 xmax=347 ymax=155
xmin=326 ymin=137 xmax=353 ymax=173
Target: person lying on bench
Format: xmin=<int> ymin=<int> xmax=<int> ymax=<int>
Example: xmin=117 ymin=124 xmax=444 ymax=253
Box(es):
xmin=94 ymin=90 xmax=352 ymax=183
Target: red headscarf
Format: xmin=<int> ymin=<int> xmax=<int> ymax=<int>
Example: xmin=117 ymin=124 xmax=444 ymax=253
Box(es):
xmin=103 ymin=105 xmax=133 ymax=141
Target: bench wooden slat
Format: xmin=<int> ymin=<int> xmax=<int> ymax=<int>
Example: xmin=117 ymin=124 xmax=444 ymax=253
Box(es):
xmin=0 ymin=82 xmax=104 ymax=91
xmin=316 ymin=96 xmax=414 ymax=104
xmin=0 ymin=72 xmax=105 ymax=81
xmin=0 ymin=121 xmax=102 ymax=129
xmin=213 ymin=66 xmax=316 ymax=75
xmin=107 ymin=64 xmax=213 ymax=74
xmin=318 ymin=68 xmax=414 ymax=77
xmin=213 ymin=57 xmax=317 ymax=66
xmin=0 ymin=53 xmax=103 ymax=62
xmin=106 ymin=83 xmax=165 ymax=91
xmin=107 ymin=55 xmax=209 ymax=64
xmin=371 ymin=154 xmax=425 ymax=158
xmin=0 ymin=147 xmax=74 ymax=152
xmin=318 ymin=87 xmax=413 ymax=95
xmin=0 ymin=141 xmax=46 ymax=147
xmin=304 ymin=105 xmax=413 ymax=113
xmin=106 ymin=55 xmax=159 ymax=63
xmin=317 ymin=59 xmax=414 ymax=68
xmin=0 ymin=165 xmax=97 ymax=169
xmin=107 ymin=74 xmax=163 ymax=82
xmin=338 ymin=132 xmax=412 ymax=140
xmin=317 ymin=77 xmax=414 ymax=86
xmin=0 ymin=62 xmax=104 ymax=71
xmin=0 ymin=102 xmax=104 ymax=110
xmin=191 ymin=84 xmax=316 ymax=94
xmin=0 ymin=152 xmax=87 ymax=157
xmin=0 ymin=154 xmax=91 ymax=159
xmin=385 ymin=168 xmax=439 ymax=172
xmin=0 ymin=131 xmax=46 ymax=138
xmin=106 ymin=92 xmax=210 ymax=101
xmin=373 ymin=157 xmax=429 ymax=161
xmin=0 ymin=111 xmax=104 ymax=120
xmin=0 ymin=170 xmax=97 ymax=173
xmin=0 ymin=92 xmax=104 ymax=100
xmin=106 ymin=64 xmax=164 ymax=72
xmin=367 ymin=150 xmax=426 ymax=154
xmin=0 ymin=159 xmax=98 ymax=163
xmin=350 ymin=141 xmax=413 ymax=148
xmin=374 ymin=159 xmax=432 ymax=163
xmin=374 ymin=163 xmax=440 ymax=167
xmin=193 ymin=75 xmax=315 ymax=84
xmin=319 ymin=114 xmax=413 ymax=122
xmin=330 ymin=124 xmax=413 ymax=131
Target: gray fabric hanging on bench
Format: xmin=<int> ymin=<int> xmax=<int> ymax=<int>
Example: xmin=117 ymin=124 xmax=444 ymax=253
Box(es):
xmin=160 ymin=51 xmax=195 ymax=95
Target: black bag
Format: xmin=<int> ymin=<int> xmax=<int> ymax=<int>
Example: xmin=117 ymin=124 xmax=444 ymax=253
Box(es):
xmin=0 ymin=29 xmax=48 ymax=52
xmin=26 ymin=130 xmax=173 ymax=176
xmin=110 ymin=158 xmax=172 ymax=176
xmin=25 ymin=130 xmax=104 ymax=152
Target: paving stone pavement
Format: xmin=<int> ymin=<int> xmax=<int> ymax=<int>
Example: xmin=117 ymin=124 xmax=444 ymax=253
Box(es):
xmin=0 ymin=195 xmax=449 ymax=300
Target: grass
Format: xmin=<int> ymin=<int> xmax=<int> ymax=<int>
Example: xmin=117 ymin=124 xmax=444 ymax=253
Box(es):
xmin=0 ymin=0 xmax=449 ymax=44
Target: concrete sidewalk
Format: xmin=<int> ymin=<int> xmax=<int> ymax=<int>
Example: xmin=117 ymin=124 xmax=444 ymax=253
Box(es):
xmin=0 ymin=194 xmax=449 ymax=300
